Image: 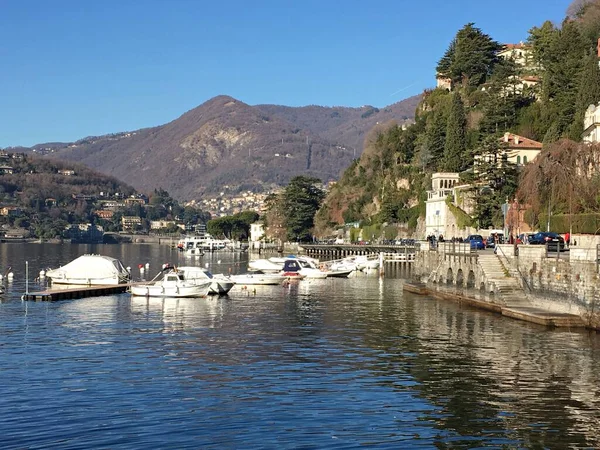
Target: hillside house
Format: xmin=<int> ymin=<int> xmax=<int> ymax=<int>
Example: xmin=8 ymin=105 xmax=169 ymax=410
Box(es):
xmin=0 ymin=166 xmax=14 ymax=174
xmin=475 ymin=133 xmax=542 ymax=167
xmin=121 ymin=216 xmax=142 ymax=231
xmin=125 ymin=197 xmax=146 ymax=207
xmin=150 ymin=220 xmax=176 ymax=230
xmin=583 ymin=103 xmax=600 ymax=143
xmin=95 ymin=210 xmax=114 ymax=219
xmin=58 ymin=169 xmax=76 ymax=176
xmin=0 ymin=206 xmax=21 ymax=217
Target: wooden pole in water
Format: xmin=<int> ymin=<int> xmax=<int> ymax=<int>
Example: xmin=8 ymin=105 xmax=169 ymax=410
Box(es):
xmin=25 ymin=261 xmax=29 ymax=295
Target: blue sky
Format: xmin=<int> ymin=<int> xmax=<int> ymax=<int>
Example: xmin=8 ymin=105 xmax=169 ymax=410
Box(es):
xmin=0 ymin=0 xmax=569 ymax=147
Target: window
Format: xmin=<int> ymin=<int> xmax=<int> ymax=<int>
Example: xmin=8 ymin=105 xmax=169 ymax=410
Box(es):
xmin=516 ymin=155 xmax=521 ymax=165
xmin=523 ymin=156 xmax=528 ymax=164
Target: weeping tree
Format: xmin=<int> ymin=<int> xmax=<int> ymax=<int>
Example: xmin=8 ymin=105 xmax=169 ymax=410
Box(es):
xmin=517 ymin=139 xmax=600 ymax=230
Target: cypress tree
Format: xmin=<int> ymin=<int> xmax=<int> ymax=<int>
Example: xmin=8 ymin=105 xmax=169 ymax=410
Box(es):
xmin=425 ymin=111 xmax=447 ymax=170
xmin=443 ymin=92 xmax=467 ymax=172
xmin=569 ymin=50 xmax=600 ymax=140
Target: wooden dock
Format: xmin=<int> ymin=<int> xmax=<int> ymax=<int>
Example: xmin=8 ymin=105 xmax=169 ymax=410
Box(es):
xmin=22 ymin=284 xmax=131 ymax=301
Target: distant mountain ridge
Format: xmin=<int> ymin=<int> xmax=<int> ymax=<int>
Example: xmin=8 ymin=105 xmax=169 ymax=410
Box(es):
xmin=19 ymin=94 xmax=421 ymax=201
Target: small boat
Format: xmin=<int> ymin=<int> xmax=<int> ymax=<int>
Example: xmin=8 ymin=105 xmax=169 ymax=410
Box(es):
xmin=130 ymin=269 xmax=211 ymax=298
xmin=325 ymin=269 xmax=353 ymax=278
xmin=230 ymin=273 xmax=286 ymax=286
xmin=248 ymin=259 xmax=283 ymax=273
xmin=46 ymin=254 xmax=130 ymax=285
xmin=177 ymin=234 xmax=229 ymax=252
xmin=176 ymin=266 xmax=236 ymax=295
xmin=355 ymin=255 xmax=380 ymax=270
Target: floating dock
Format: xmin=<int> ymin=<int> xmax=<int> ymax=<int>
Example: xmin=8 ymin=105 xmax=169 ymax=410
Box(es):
xmin=22 ymin=284 xmax=130 ymax=301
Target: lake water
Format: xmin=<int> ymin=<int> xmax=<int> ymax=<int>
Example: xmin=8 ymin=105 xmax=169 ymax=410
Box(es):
xmin=1 ymin=243 xmax=600 ymax=449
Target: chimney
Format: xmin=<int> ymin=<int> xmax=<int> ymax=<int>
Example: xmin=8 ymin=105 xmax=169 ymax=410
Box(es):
xmin=504 ymin=132 xmax=510 ymax=143
xmin=514 ymin=135 xmax=519 ymax=145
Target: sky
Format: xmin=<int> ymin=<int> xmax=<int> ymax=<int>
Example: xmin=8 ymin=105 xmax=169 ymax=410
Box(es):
xmin=0 ymin=0 xmax=570 ymax=147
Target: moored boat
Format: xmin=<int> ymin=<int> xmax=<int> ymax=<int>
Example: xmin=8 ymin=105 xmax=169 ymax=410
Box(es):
xmin=230 ymin=273 xmax=286 ymax=286
xmin=248 ymin=258 xmax=283 ymax=273
xmin=130 ymin=269 xmax=211 ymax=298
xmin=46 ymin=254 xmax=130 ymax=286
xmin=176 ymin=266 xmax=236 ymax=295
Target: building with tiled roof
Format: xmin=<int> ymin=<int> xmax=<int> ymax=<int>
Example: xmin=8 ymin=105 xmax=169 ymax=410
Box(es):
xmin=502 ymin=132 xmax=542 ymax=166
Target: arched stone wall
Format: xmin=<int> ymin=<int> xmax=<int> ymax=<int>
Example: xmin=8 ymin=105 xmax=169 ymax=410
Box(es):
xmin=456 ymin=269 xmax=464 ymax=287
xmin=467 ymin=271 xmax=476 ymax=288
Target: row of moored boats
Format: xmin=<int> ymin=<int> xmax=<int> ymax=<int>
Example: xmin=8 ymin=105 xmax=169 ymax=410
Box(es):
xmin=42 ymin=253 xmax=381 ymax=299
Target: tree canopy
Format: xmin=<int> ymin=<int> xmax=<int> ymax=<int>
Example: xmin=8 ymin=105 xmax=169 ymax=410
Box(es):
xmin=436 ymin=23 xmax=501 ymax=88
xmin=282 ymin=176 xmax=325 ymax=241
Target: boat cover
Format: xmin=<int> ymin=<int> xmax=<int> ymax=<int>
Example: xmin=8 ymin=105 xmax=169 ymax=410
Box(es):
xmin=46 ymin=254 xmax=129 ymax=281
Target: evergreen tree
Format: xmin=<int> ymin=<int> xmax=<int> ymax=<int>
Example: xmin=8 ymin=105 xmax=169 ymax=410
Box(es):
xmin=436 ymin=23 xmax=501 ymax=88
xmin=425 ymin=110 xmax=447 ymax=170
xmin=528 ymin=21 xmax=559 ymax=67
xmin=468 ymin=135 xmax=519 ymax=228
xmin=282 ymin=176 xmax=325 ymax=241
xmin=436 ymin=38 xmax=456 ymax=76
xmin=569 ymin=50 xmax=600 ymax=140
xmin=479 ymin=59 xmax=535 ymax=136
xmin=540 ymin=20 xmax=586 ymax=138
xmin=443 ymin=92 xmax=467 ymax=172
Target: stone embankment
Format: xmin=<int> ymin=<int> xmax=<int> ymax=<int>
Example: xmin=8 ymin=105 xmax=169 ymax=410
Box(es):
xmin=411 ymin=242 xmax=598 ymax=330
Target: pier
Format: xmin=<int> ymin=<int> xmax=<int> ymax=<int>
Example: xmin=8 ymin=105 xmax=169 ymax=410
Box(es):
xmin=22 ymin=284 xmax=131 ymax=301
xmin=301 ymin=243 xmax=418 ymax=266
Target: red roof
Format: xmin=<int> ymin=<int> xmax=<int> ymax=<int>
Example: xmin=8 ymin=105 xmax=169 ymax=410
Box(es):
xmin=502 ymin=43 xmax=530 ymax=50
xmin=500 ymin=133 xmax=542 ymax=149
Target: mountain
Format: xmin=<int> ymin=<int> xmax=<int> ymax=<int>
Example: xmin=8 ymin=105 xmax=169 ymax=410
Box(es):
xmin=22 ymin=94 xmax=421 ymax=201
xmin=256 ymin=95 xmax=421 ymax=151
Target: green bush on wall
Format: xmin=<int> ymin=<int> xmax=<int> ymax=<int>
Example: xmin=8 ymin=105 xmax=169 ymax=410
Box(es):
xmin=539 ymin=213 xmax=600 ymax=234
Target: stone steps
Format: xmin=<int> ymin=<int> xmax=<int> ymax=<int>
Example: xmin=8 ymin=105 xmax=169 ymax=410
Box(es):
xmin=479 ymin=254 xmax=532 ymax=308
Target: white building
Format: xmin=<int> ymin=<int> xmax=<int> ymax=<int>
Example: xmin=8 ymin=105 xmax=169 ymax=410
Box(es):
xmin=583 ymin=103 xmax=600 ymax=143
xmin=425 ymin=173 xmax=461 ymax=238
xmin=250 ymin=222 xmax=265 ymax=242
xmin=475 ymin=133 xmax=542 ymax=167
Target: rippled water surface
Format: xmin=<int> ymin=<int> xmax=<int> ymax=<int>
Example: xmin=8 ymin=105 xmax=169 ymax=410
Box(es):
xmin=1 ymin=244 xmax=600 ymax=449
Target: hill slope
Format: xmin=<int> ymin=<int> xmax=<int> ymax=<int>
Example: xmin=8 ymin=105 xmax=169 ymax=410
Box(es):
xmin=24 ymin=94 xmax=421 ymax=201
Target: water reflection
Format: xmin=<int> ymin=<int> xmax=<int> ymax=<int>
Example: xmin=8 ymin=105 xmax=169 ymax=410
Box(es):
xmin=129 ymin=295 xmax=225 ymax=331
xmin=0 ymin=245 xmax=599 ymax=448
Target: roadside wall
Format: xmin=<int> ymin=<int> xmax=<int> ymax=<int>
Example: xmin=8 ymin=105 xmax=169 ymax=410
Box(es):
xmin=494 ymin=244 xmax=600 ymax=327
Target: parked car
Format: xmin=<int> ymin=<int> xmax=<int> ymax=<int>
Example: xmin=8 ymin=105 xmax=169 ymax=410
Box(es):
xmin=516 ymin=233 xmax=535 ymax=244
xmin=528 ymin=232 xmax=565 ymax=251
xmin=465 ymin=234 xmax=486 ymax=250
xmin=485 ymin=233 xmax=504 ymax=248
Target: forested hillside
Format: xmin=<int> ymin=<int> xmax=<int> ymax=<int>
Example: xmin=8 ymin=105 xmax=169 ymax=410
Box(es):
xmin=316 ymin=0 xmax=600 ymax=236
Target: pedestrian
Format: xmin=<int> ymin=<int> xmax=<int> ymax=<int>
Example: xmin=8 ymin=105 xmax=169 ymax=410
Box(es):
xmin=565 ymin=232 xmax=570 ymax=247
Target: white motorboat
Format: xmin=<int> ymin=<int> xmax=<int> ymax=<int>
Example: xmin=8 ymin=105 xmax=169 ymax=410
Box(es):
xmin=282 ymin=257 xmax=326 ymax=279
xmin=46 ymin=254 xmax=130 ymax=285
xmin=130 ymin=270 xmax=211 ymax=298
xmin=230 ymin=273 xmax=286 ymax=286
xmin=329 ymin=257 xmax=359 ymax=272
xmin=177 ymin=234 xmax=229 ymax=252
xmin=248 ymin=258 xmax=283 ymax=273
xmin=356 ymin=255 xmax=380 ymax=270
xmin=325 ymin=269 xmax=353 ymax=278
xmin=176 ymin=266 xmax=236 ymax=295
